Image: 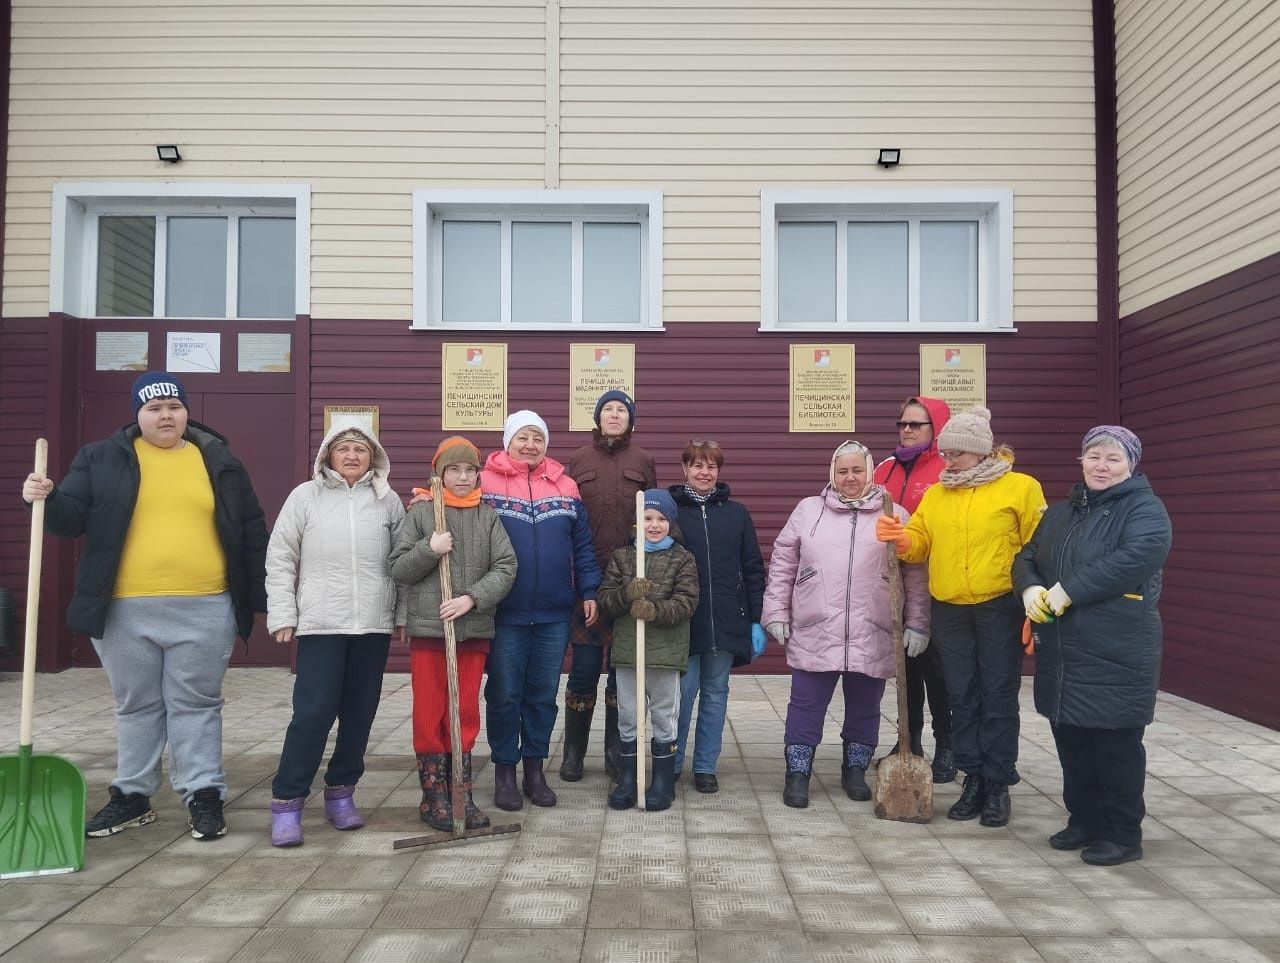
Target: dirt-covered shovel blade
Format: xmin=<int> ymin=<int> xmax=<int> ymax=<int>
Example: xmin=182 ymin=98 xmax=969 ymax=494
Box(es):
xmin=872 ymin=493 xmax=933 ymax=824
xmin=0 ymin=439 xmax=87 ymax=879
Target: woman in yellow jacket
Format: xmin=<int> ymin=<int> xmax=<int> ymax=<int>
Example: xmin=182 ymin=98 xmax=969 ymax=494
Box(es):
xmin=877 ymin=407 xmax=1045 ymax=828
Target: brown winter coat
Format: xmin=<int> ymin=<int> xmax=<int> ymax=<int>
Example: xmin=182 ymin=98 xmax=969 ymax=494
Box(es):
xmin=597 ymin=541 xmax=699 ymax=672
xmin=565 ymin=431 xmax=657 ymax=573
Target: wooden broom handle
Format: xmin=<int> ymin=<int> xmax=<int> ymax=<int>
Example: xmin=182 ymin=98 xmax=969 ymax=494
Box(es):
xmin=431 ymin=477 xmax=467 ymax=825
xmin=20 ymin=439 xmax=48 ymax=748
xmin=883 ymin=493 xmax=910 ymax=756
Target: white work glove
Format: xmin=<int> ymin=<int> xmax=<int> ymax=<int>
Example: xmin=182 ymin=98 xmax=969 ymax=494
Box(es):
xmin=903 ymin=628 xmax=929 ymax=658
xmin=1022 ymin=585 xmax=1052 ymax=623
xmin=766 ymin=621 xmax=790 ymax=645
xmin=1046 ymin=582 xmax=1072 ymax=617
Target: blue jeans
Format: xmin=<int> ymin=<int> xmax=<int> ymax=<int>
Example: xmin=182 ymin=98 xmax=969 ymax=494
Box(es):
xmin=272 ymin=633 xmax=391 ymax=799
xmin=675 ymin=650 xmax=734 ymax=775
xmin=566 ymin=644 xmax=616 ymax=700
xmin=485 ymin=622 xmax=571 ymax=765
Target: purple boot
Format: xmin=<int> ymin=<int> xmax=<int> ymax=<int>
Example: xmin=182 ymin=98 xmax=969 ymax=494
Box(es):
xmin=323 ymin=785 xmax=364 ymax=830
xmin=270 ymin=797 xmax=305 ymax=848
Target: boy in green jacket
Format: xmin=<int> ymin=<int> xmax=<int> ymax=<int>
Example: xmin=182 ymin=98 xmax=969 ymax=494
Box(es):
xmin=597 ymin=489 xmax=699 ymax=811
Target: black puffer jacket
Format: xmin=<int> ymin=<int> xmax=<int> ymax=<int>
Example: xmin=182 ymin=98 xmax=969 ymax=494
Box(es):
xmin=42 ymin=421 xmax=269 ymax=640
xmin=668 ymin=483 xmax=765 ymax=667
xmin=1012 ymin=474 xmax=1172 ymax=728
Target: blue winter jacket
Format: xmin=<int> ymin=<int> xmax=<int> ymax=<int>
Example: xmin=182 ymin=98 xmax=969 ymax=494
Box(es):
xmin=669 ymin=482 xmax=765 ymax=667
xmin=481 ymin=449 xmax=601 ymax=626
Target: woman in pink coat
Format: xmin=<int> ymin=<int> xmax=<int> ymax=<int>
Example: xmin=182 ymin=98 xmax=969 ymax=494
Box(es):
xmin=762 ymin=441 xmax=930 ymax=808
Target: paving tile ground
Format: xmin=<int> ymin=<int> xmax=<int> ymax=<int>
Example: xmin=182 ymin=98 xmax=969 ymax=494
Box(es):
xmin=1 ymin=669 xmax=1279 ymax=962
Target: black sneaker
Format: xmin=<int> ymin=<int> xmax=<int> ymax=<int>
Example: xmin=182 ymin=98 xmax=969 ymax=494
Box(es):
xmin=187 ymin=788 xmax=228 ymax=840
xmin=85 ymin=785 xmax=157 ymax=837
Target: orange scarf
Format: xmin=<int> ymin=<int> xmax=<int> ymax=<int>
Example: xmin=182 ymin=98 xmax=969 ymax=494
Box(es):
xmin=411 ymin=486 xmax=482 ymax=509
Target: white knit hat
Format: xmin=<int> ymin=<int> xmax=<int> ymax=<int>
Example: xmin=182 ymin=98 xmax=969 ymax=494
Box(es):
xmin=503 ymin=409 xmax=549 ymax=451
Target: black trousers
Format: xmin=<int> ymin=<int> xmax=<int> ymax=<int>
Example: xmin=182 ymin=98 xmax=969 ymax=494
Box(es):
xmin=905 ymin=639 xmax=951 ymax=742
xmin=272 ymin=633 xmax=391 ymax=799
xmin=931 ymin=593 xmax=1024 ymax=785
xmin=1051 ymin=722 xmax=1147 ymax=847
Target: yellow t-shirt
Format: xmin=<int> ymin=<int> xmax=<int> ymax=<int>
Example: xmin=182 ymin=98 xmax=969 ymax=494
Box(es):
xmin=114 ymin=438 xmax=228 ymax=598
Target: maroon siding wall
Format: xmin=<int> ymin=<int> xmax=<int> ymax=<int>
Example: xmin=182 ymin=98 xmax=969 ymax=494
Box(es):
xmin=1119 ymin=253 xmax=1280 ymax=729
xmin=308 ymin=319 xmax=1102 ymax=674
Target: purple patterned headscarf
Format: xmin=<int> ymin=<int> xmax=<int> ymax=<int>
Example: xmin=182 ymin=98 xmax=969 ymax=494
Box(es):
xmin=1081 ymin=425 xmax=1141 ymax=469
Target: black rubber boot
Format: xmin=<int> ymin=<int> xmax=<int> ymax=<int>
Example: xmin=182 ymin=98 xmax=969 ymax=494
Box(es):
xmin=645 ymin=739 xmax=678 ymax=811
xmin=608 ymin=740 xmax=638 ymax=810
xmin=783 ymin=744 xmax=815 ymax=808
xmin=931 ymin=737 xmax=957 ymax=784
xmin=521 ymin=758 xmax=557 ymax=807
xmin=841 ymin=741 xmax=874 ymax=801
xmin=603 ymin=694 xmax=621 ymax=781
xmin=979 ymin=782 xmax=1010 ymax=827
xmin=948 ymin=772 xmax=986 ymax=821
xmin=558 ymin=691 xmax=595 ymax=782
xmin=493 ymin=763 xmax=522 ymax=812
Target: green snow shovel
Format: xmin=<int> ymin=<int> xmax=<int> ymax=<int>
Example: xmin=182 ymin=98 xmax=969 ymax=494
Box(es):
xmin=0 ymin=439 xmax=86 ymax=878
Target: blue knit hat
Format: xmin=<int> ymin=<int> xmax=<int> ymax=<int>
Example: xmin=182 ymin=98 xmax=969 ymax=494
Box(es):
xmin=131 ymin=372 xmax=188 ymax=419
xmin=643 ymin=488 xmax=678 ymax=523
xmin=594 ymin=389 xmax=636 ymax=430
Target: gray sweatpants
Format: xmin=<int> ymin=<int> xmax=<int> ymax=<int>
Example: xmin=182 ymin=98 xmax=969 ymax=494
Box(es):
xmin=615 ymin=666 xmax=680 ymax=743
xmin=92 ymin=593 xmax=236 ymax=803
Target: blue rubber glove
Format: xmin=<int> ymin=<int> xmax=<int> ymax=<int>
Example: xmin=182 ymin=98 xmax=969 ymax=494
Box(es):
xmin=750 ymin=623 xmax=767 ymax=660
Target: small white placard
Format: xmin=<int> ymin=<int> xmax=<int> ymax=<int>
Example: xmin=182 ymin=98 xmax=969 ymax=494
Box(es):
xmin=238 ymin=333 xmax=292 ymax=373
xmin=95 ymin=331 xmax=149 ymax=371
xmin=166 ymin=332 xmax=221 ymax=373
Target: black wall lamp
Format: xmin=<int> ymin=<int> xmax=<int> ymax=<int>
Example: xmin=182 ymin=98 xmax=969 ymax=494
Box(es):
xmin=877 ymin=148 xmax=901 ymax=168
xmin=156 ymin=145 xmax=182 ymax=164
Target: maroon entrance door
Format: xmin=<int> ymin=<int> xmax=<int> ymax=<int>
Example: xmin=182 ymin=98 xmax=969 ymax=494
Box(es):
xmin=74 ymin=320 xmax=299 ymax=667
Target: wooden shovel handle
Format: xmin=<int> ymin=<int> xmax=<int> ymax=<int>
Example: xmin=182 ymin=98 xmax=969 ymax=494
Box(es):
xmin=431 ymin=477 xmax=467 ymax=826
xmin=634 ymin=490 xmax=647 ymax=808
xmin=882 ymin=493 xmax=910 ymax=757
xmin=20 ymin=439 xmax=48 ymax=748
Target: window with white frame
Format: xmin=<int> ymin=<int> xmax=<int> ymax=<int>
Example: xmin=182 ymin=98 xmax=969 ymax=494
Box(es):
xmin=413 ymin=190 xmax=663 ymax=329
xmin=761 ymin=189 xmax=1013 ymax=331
xmin=51 ymin=184 xmax=311 ymax=320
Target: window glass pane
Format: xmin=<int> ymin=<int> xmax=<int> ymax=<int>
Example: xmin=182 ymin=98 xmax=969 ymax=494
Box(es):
xmin=511 ymin=221 xmax=571 ymax=322
xmin=583 ymin=222 xmax=640 ymax=323
xmin=920 ymin=220 xmax=978 ymax=323
xmin=442 ymin=221 xmax=500 ymax=323
xmin=166 ymin=216 xmax=227 ymax=317
xmin=238 ymin=217 xmax=295 ymax=318
xmin=97 ymin=216 xmax=155 ymax=316
xmin=778 ymin=222 xmax=836 ymax=323
xmin=848 ymin=222 xmax=908 ymax=323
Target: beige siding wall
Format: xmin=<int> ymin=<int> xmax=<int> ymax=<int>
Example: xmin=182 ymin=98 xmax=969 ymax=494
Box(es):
xmin=1115 ymin=0 xmax=1280 ymax=316
xmin=6 ymin=0 xmax=1096 ymax=323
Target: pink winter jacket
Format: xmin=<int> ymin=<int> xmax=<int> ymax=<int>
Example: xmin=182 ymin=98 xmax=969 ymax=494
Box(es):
xmin=761 ymin=487 xmax=930 ymax=678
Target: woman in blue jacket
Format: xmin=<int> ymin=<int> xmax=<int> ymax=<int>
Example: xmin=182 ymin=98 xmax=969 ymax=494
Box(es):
xmin=668 ymin=439 xmax=766 ymax=793
xmin=1013 ymin=425 xmax=1171 ymax=867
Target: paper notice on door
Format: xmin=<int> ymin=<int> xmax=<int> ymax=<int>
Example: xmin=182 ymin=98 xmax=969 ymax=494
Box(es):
xmin=95 ymin=331 xmax=149 ymax=371
xmin=166 ymin=332 xmax=221 ymax=373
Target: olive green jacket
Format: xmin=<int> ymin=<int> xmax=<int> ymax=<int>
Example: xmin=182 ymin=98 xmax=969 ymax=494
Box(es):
xmin=597 ymin=542 xmax=699 ymax=672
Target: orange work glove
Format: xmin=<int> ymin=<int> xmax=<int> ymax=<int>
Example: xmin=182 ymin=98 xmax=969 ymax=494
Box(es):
xmin=874 ymin=515 xmax=912 ymax=554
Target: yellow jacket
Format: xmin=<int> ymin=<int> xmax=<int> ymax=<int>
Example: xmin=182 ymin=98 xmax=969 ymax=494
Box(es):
xmin=901 ymin=470 xmax=1046 ymax=605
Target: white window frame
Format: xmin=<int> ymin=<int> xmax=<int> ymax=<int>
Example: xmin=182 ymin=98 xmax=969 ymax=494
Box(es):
xmin=760 ymin=188 xmax=1014 ymax=332
xmin=412 ymin=188 xmax=663 ymax=330
xmin=50 ymin=182 xmax=311 ymax=319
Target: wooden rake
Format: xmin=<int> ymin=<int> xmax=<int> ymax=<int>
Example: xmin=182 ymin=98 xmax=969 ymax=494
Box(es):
xmin=393 ymin=477 xmax=521 ymax=850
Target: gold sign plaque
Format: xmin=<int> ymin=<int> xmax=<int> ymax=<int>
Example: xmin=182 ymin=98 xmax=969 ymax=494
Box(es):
xmin=569 ymin=344 xmax=636 ymax=432
xmin=323 ymin=405 xmax=380 ymax=438
xmin=442 ymin=342 xmax=508 ymax=431
xmin=789 ymin=344 xmax=855 ymax=433
xmin=919 ymin=344 xmax=987 ymax=413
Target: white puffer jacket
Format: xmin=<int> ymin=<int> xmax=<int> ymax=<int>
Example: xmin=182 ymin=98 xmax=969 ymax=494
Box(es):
xmin=266 ymin=424 xmax=407 ymax=636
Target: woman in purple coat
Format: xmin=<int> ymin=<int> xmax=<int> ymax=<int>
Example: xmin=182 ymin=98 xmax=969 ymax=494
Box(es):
xmin=762 ymin=441 xmax=930 ymax=807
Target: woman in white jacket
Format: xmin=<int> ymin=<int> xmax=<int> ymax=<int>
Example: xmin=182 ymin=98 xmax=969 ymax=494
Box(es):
xmin=265 ymin=425 xmax=406 ymax=846
xmin=762 ymin=441 xmax=930 ymax=808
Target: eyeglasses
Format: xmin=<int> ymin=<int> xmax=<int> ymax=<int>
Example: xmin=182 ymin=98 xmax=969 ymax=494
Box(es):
xmin=896 ymin=421 xmax=931 ymax=430
xmin=939 ymin=450 xmax=970 ymax=462
xmin=688 ymin=439 xmax=721 ymax=448
xmin=442 ymin=465 xmax=478 ymax=477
